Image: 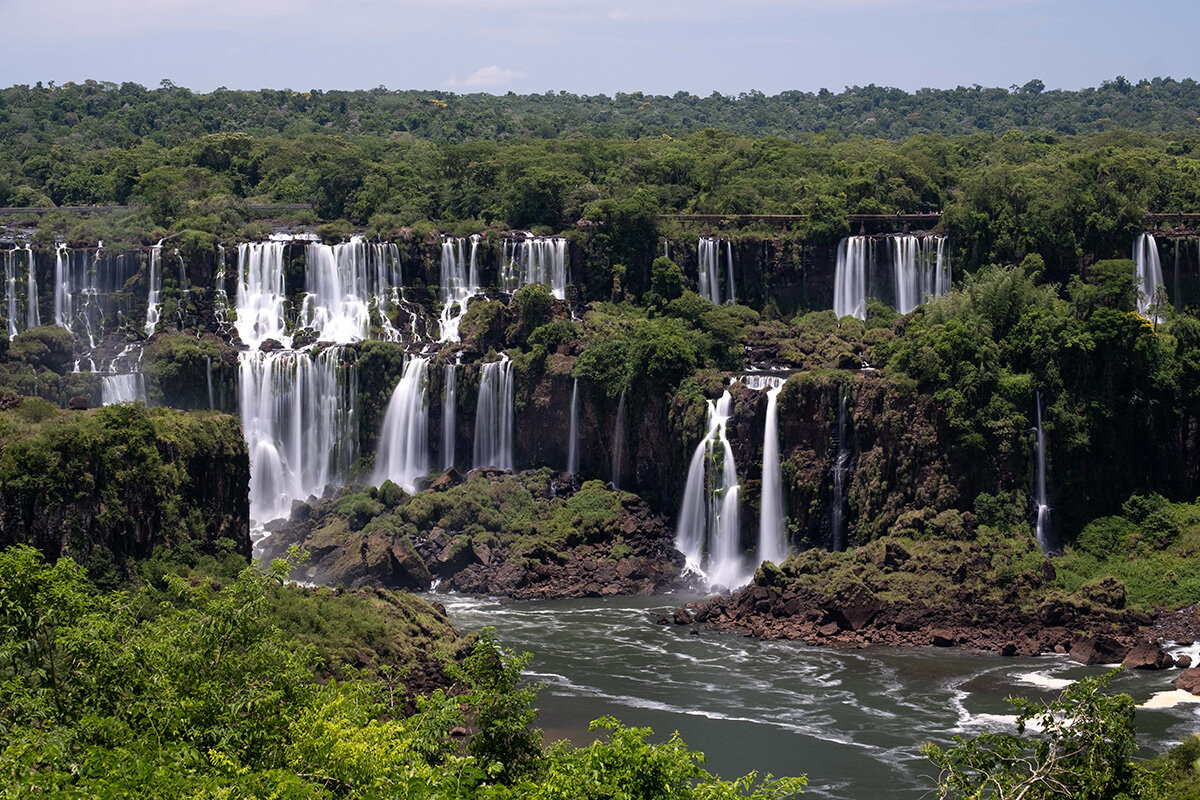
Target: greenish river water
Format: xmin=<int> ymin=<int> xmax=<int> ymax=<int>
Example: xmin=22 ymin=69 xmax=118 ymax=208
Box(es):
xmin=438 ymin=593 xmax=1200 ymax=800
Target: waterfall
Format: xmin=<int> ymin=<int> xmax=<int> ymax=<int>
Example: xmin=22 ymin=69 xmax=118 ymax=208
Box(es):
xmin=610 ymin=390 xmax=626 ymax=489
xmin=725 ymin=240 xmax=736 ymax=305
xmin=206 ymin=356 xmax=214 ymax=411
xmin=567 ymin=377 xmax=580 ymax=474
xmin=891 ymin=235 xmax=950 ymax=315
xmin=1133 ymin=233 xmax=1165 ymax=318
xmin=473 ymin=355 xmax=514 ymax=471
xmin=143 ymin=241 xmax=162 ymax=336
xmin=442 ymin=364 xmax=457 ymax=471
xmin=697 ymin=238 xmax=727 ymax=304
xmin=301 ymin=237 xmax=404 ymax=344
xmin=501 ymin=235 xmax=568 ymax=299
xmin=24 ymin=246 xmax=39 ymax=329
xmin=239 ymin=348 xmax=358 ymax=524
xmin=834 ymin=236 xmax=870 ymax=320
xmin=744 ymin=375 xmax=788 ymax=565
xmin=101 ymin=373 xmax=147 ymax=405
xmin=438 ymin=235 xmax=480 ymax=343
xmin=5 ymin=249 xmax=18 ymax=336
xmin=235 ymin=241 xmax=290 ymax=349
xmin=1034 ymin=390 xmax=1052 ymax=554
xmin=373 ymin=356 xmax=430 ymax=493
xmin=831 ymin=388 xmax=852 ymax=551
xmin=54 ymin=244 xmax=72 ymax=331
xmin=675 ymin=390 xmax=744 ymax=587
xmin=214 ymin=245 xmax=228 ymax=328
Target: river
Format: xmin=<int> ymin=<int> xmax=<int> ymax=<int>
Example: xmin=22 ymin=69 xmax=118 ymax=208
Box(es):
xmin=438 ymin=593 xmax=1200 ymax=800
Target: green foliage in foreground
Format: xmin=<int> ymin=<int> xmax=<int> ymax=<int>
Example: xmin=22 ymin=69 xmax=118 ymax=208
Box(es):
xmin=0 ymin=545 xmax=805 ymax=798
xmin=924 ymin=671 xmax=1137 ymax=800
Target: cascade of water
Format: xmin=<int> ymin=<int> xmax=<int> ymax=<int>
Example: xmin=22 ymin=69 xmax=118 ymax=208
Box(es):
xmin=473 ymin=355 xmax=514 ymax=471
xmin=24 ymin=246 xmax=39 ymax=328
xmin=143 ymin=240 xmax=163 ymax=336
xmin=697 ymin=238 xmax=725 ymax=304
xmin=831 ymin=388 xmax=852 ymax=551
xmin=101 ymin=373 xmax=147 ymax=405
xmin=374 ymin=356 xmax=430 ymax=493
xmin=834 ymin=237 xmax=870 ymax=320
xmin=501 ymin=235 xmax=568 ymax=299
xmin=206 ymin=355 xmax=214 ymax=411
xmin=5 ymin=249 xmax=18 ymax=336
xmin=675 ymin=390 xmax=744 ymax=587
xmin=438 ymin=236 xmax=480 ymax=343
xmin=442 ymin=364 xmax=457 ymax=471
xmin=890 ymin=235 xmax=951 ymax=315
xmin=54 ymin=244 xmax=72 ymax=331
xmin=1034 ymin=390 xmax=1052 ymax=554
xmin=299 ymin=237 xmax=403 ymax=344
xmin=610 ymin=390 xmax=626 ymax=489
xmin=1133 ymin=233 xmax=1165 ymax=318
xmin=175 ymin=248 xmax=188 ymax=293
xmin=725 ymin=240 xmax=736 ymax=305
xmin=567 ymin=377 xmax=580 ymax=474
xmin=745 ymin=375 xmax=788 ymax=565
xmin=239 ymin=347 xmax=358 ymax=524
xmin=235 ymin=241 xmax=290 ymax=349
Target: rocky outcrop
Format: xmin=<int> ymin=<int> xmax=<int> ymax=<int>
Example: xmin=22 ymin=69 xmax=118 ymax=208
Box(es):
xmin=261 ymin=470 xmax=684 ymax=599
xmin=0 ymin=403 xmax=251 ymax=570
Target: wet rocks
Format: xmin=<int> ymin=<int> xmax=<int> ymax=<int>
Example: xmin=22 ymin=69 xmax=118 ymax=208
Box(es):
xmin=1174 ymin=667 xmax=1200 ymax=696
xmin=1068 ymin=635 xmax=1130 ymax=666
xmin=1122 ymin=640 xmax=1174 ymax=670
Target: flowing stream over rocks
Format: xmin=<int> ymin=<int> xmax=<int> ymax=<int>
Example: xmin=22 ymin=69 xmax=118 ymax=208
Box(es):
xmin=439 ymin=593 xmax=1200 ymax=800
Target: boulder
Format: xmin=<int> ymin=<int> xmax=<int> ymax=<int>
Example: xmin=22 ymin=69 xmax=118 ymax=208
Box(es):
xmin=1068 ymin=635 xmax=1130 ymax=666
xmin=672 ymin=607 xmax=693 ymax=626
xmin=1176 ymin=654 xmax=1193 ymax=669
xmin=1174 ymin=667 xmax=1200 ymax=696
xmin=930 ymin=629 xmax=956 ymax=647
xmin=1123 ymin=641 xmax=1173 ymax=670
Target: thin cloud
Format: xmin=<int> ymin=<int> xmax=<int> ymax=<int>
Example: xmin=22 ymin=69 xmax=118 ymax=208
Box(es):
xmin=446 ymin=65 xmax=527 ymax=87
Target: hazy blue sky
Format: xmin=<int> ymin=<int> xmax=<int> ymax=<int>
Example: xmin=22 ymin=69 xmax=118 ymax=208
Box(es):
xmin=0 ymin=0 xmax=1191 ymax=95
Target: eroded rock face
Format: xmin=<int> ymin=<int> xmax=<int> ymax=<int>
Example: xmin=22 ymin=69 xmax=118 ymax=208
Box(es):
xmin=260 ymin=469 xmax=684 ymax=599
xmin=1068 ymin=636 xmax=1130 ymax=666
xmin=0 ymin=404 xmax=251 ymax=567
xmin=1174 ymin=667 xmax=1200 ymax=696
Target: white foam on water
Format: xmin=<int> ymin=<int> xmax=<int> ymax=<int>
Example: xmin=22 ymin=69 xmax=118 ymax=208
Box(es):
xmin=1014 ymin=671 xmax=1073 ymax=691
xmin=1141 ymin=690 xmax=1200 ymax=710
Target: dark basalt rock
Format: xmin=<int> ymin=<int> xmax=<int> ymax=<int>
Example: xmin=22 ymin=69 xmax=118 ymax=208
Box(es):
xmin=1069 ymin=635 xmax=1130 ymax=665
xmin=1174 ymin=667 xmax=1200 ymax=696
xmin=1122 ymin=641 xmax=1173 ymax=670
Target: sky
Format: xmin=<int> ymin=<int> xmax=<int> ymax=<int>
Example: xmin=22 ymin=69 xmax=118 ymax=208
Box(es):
xmin=0 ymin=0 xmax=1192 ymax=96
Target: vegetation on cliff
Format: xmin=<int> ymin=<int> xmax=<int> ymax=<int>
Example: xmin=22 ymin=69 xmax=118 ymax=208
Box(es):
xmin=0 ymin=403 xmax=250 ymax=582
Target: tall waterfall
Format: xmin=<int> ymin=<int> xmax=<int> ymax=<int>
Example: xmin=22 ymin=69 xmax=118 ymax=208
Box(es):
xmin=24 ymin=246 xmax=39 ymax=329
xmin=831 ymin=388 xmax=852 ymax=551
xmin=239 ymin=348 xmax=358 ymax=524
xmin=374 ymin=356 xmax=430 ymax=493
xmin=473 ymin=356 xmax=515 ymax=470
xmin=834 ymin=236 xmax=871 ymax=320
xmin=697 ymin=238 xmax=735 ymax=305
xmin=54 ymin=244 xmax=72 ymax=331
xmin=676 ymin=390 xmax=744 ymax=588
xmin=744 ymin=375 xmax=788 ymax=565
xmin=143 ymin=241 xmax=162 ymax=336
xmin=1133 ymin=233 xmax=1165 ymax=318
xmin=610 ymin=390 xmax=626 ymax=489
xmin=1034 ymin=390 xmax=1052 ymax=554
xmin=567 ymin=378 xmax=580 ymax=474
xmin=501 ymin=235 xmax=568 ymax=299
xmin=301 ymin=237 xmax=404 ymax=344
xmin=5 ymin=249 xmax=19 ymax=336
xmin=3 ymin=246 xmax=41 ymax=336
xmin=443 ymin=364 xmax=457 ymax=471
xmin=235 ymin=242 xmax=290 ymax=349
xmin=438 ymin=236 xmax=480 ymax=343
xmin=891 ymin=235 xmax=950 ymax=315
